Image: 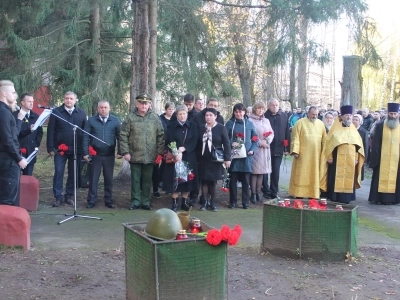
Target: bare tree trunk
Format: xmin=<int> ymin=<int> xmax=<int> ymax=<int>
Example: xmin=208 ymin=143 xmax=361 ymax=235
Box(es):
xmin=130 ymin=3 xmax=138 ymax=110
xmin=289 ymin=40 xmax=296 ymax=109
xmin=265 ymin=28 xmax=276 ymax=102
xmin=89 ymin=0 xmax=101 ymax=115
xmin=149 ymin=0 xmax=158 ymax=109
xmin=233 ymin=33 xmax=252 ymax=107
xmin=340 ymin=55 xmax=363 ymax=108
xmin=297 ymin=17 xmax=308 ymax=109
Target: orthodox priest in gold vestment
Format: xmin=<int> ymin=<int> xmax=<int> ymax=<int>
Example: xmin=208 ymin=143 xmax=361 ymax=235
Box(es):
xmin=320 ymin=105 xmax=365 ymax=204
xmin=289 ymin=106 xmax=326 ymax=198
xmin=368 ymin=102 xmax=400 ymax=205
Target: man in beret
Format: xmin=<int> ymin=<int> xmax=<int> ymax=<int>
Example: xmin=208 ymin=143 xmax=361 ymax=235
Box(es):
xmin=320 ymin=105 xmax=365 ymax=203
xmin=120 ymin=93 xmax=164 ymax=210
xmin=368 ymin=102 xmax=400 ymax=205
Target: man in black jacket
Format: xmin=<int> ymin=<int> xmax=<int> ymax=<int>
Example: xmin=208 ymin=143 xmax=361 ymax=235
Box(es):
xmin=262 ymin=99 xmax=290 ymax=199
xmin=170 ymin=93 xmax=198 ymax=122
xmin=83 ymin=101 xmax=121 ymax=208
xmin=47 ymin=91 xmax=87 ymax=207
xmin=361 ymin=108 xmax=374 ymax=132
xmin=13 ymin=93 xmax=43 ymax=175
xmin=0 ymin=80 xmax=28 ymax=206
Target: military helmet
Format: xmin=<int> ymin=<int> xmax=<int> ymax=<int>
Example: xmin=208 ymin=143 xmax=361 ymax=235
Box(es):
xmin=145 ymin=208 xmax=183 ymax=240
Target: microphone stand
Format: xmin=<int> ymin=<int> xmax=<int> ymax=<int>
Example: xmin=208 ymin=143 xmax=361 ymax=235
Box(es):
xmin=41 ymin=107 xmax=108 ymax=225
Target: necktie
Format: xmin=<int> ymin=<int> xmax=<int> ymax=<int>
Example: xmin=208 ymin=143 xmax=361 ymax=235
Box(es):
xmin=102 ymin=117 xmax=106 ymax=124
xmin=68 ymin=109 xmax=72 ymax=115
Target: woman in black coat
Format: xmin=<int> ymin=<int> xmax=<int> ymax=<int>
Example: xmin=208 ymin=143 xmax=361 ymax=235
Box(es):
xmin=197 ymin=108 xmax=231 ymax=211
xmin=163 ymin=105 xmax=199 ymax=211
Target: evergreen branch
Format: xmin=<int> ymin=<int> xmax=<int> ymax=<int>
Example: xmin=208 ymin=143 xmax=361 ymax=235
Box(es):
xmin=33 ymin=39 xmax=91 ymax=69
xmin=199 ymin=0 xmax=270 ymax=9
xmin=101 ymin=49 xmax=132 ymax=56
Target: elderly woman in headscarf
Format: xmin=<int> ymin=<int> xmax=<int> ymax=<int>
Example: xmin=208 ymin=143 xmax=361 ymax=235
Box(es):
xmin=322 ymin=111 xmax=334 ymax=133
xmin=352 ymin=113 xmax=368 ymax=180
xmin=196 ymin=108 xmax=231 ymax=211
xmin=163 ymin=105 xmax=199 ymax=212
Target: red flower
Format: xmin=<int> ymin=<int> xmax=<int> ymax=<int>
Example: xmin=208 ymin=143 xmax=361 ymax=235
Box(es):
xmin=59 ymin=151 xmax=65 ymax=156
xmin=308 ymin=199 xmax=320 ymax=209
xmin=20 ymin=148 xmax=27 ymax=154
xmin=293 ymin=200 xmax=304 ymax=209
xmin=251 ymin=136 xmax=259 ymax=142
xmin=220 ymin=225 xmax=231 ymax=241
xmin=263 ymin=131 xmax=272 ymax=138
xmin=206 ymin=229 xmax=222 ymax=246
xmin=228 ymin=230 xmax=240 ymax=246
xmin=88 ymin=146 xmax=97 ymax=156
xmin=232 ymin=224 xmax=242 ymax=236
xmin=283 ymin=139 xmax=289 ymax=147
xmin=188 ymin=173 xmax=195 ymax=181
xmin=58 ymin=144 xmax=69 ymax=151
xmin=236 ymin=132 xmax=244 ymax=139
xmin=155 ymin=155 xmax=163 ymax=164
xmin=220 ymin=187 xmax=229 ymax=193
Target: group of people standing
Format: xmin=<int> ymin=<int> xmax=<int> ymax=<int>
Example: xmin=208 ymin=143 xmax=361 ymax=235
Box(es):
xmin=1 ymin=78 xmax=399 ymax=210
xmin=289 ymin=103 xmax=400 ymax=205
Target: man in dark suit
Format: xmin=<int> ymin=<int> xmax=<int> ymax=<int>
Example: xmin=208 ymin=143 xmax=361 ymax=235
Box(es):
xmin=83 ymin=100 xmax=121 ymax=209
xmin=13 ymin=93 xmax=43 ymax=175
xmin=0 ymin=80 xmax=28 ymax=206
xmin=262 ymin=98 xmax=290 ymax=199
xmin=47 ymin=91 xmax=87 ymax=207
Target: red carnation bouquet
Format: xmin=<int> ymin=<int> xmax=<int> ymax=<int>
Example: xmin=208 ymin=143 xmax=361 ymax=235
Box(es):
xmin=205 ymin=224 xmax=242 ymax=246
xmin=57 ymin=144 xmax=69 ymax=156
xmin=251 ymin=135 xmax=259 ymax=142
xmin=20 ymin=148 xmax=27 ymax=156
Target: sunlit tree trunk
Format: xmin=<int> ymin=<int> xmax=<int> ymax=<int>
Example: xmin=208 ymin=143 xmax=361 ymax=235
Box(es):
xmin=340 ymin=55 xmax=363 ymax=108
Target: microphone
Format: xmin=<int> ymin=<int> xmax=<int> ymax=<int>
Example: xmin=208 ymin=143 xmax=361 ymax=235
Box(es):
xmin=38 ymin=104 xmax=54 ymax=109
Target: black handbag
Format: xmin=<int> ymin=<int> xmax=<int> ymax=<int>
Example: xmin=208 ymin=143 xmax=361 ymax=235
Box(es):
xmin=211 ymin=145 xmax=224 ymax=163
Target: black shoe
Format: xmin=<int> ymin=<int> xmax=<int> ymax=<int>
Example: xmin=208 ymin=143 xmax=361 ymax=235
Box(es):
xmin=153 ymin=191 xmax=161 ymax=198
xmin=181 ymin=198 xmax=190 ymax=211
xmin=141 ymin=205 xmax=152 ymax=210
xmin=87 ymin=203 xmax=95 ymax=208
xmin=64 ymin=195 xmax=74 ymax=205
xmin=270 ymin=194 xmax=278 ymax=199
xmin=242 ymin=204 xmax=248 ymax=209
xmin=262 ymin=193 xmax=272 ymax=199
xmin=52 ymin=199 xmax=63 ymax=207
xmin=208 ymin=201 xmax=217 ymax=212
xmin=229 ymin=203 xmax=236 ymax=209
xmin=250 ymin=193 xmax=257 ymax=204
xmin=171 ymin=198 xmax=178 ymax=212
xmin=105 ymin=203 xmax=115 ymax=208
xmin=129 ymin=204 xmax=140 ymax=210
xmin=188 ymin=197 xmax=197 ymax=207
xmin=256 ymin=193 xmax=261 ymax=202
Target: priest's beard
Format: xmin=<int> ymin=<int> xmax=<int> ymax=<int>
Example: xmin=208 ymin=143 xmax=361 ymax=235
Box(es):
xmin=342 ymin=119 xmax=352 ymax=127
xmin=385 ymin=116 xmax=399 ymax=130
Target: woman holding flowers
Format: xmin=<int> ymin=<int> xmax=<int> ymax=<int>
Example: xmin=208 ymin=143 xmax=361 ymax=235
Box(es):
xmin=248 ymin=102 xmax=274 ymax=204
xmin=225 ymin=103 xmax=259 ymax=209
xmin=163 ymin=105 xmax=199 ymax=212
xmin=197 ymin=108 xmax=231 ymax=212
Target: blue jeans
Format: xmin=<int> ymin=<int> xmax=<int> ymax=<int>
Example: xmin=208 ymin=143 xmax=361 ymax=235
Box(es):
xmin=53 ymin=153 xmax=79 ymax=200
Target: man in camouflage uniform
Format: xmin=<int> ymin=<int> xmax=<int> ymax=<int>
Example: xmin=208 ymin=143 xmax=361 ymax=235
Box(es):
xmin=120 ymin=93 xmax=164 ymax=210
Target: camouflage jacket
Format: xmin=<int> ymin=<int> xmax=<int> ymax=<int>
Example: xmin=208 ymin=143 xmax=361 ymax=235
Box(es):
xmin=120 ymin=108 xmax=164 ymax=163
